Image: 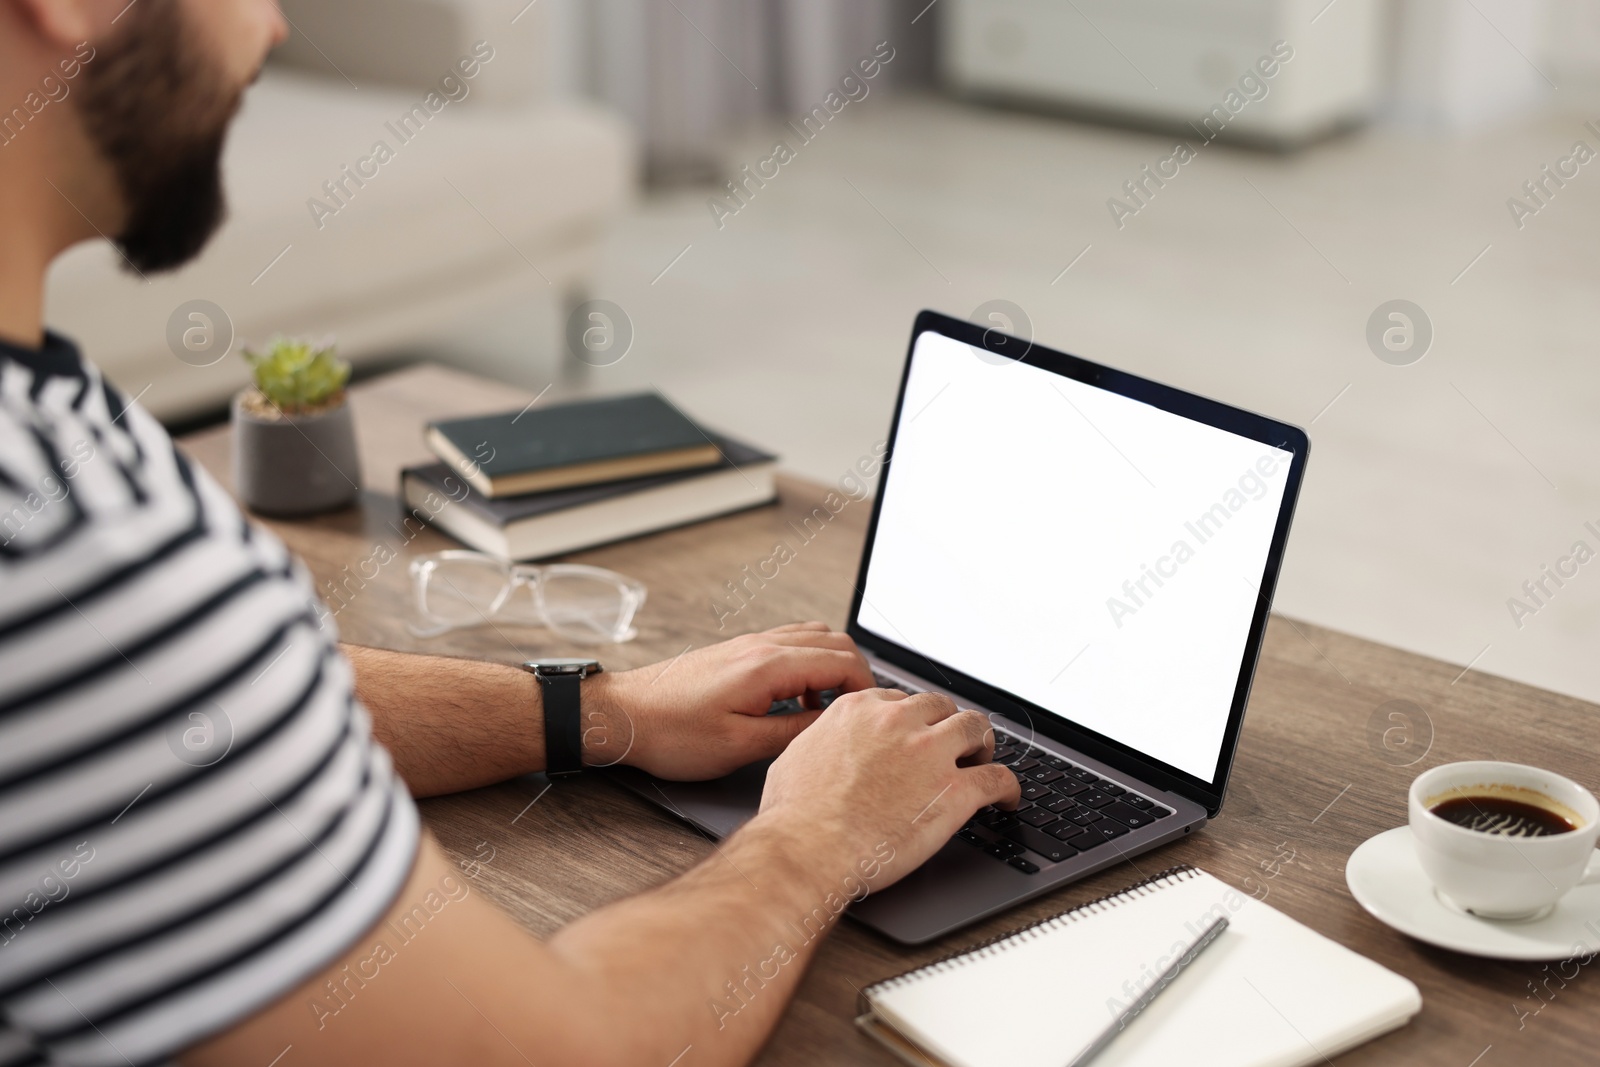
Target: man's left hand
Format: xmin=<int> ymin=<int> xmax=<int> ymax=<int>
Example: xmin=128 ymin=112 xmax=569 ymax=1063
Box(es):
xmin=582 ymin=622 xmax=873 ymax=780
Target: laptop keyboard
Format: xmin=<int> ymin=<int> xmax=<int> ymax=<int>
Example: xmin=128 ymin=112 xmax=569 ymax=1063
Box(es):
xmin=966 ymin=739 xmax=1173 ymax=872
xmin=868 ymin=670 xmax=1173 ymax=874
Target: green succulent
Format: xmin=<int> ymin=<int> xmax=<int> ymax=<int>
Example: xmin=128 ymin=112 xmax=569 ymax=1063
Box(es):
xmin=243 ymin=338 xmax=351 ymax=413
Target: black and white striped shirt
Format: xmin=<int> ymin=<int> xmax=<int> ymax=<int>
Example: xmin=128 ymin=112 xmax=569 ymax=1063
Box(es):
xmin=0 ymin=334 xmax=419 ymax=1066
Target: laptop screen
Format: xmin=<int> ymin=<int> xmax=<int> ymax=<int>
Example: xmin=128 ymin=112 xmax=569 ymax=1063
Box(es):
xmin=856 ymin=328 xmax=1295 ymax=785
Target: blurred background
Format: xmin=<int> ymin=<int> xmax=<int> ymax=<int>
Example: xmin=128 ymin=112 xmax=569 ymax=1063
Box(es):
xmin=47 ymin=0 xmax=1600 ymax=705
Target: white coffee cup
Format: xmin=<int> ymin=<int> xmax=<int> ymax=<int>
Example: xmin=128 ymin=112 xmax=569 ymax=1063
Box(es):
xmin=1410 ymin=761 xmax=1600 ymax=921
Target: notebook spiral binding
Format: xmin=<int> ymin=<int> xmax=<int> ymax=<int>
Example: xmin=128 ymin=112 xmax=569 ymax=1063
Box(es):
xmin=857 ymin=865 xmax=1201 ymax=1013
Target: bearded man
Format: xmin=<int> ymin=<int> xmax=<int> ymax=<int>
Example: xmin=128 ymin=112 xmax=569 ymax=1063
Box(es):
xmin=0 ymin=4 xmax=1017 ymax=1065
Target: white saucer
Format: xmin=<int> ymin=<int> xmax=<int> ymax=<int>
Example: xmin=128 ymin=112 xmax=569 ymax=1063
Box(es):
xmin=1347 ymin=826 xmax=1600 ymax=960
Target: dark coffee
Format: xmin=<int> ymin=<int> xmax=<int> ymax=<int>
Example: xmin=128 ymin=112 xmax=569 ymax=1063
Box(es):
xmin=1430 ymin=794 xmax=1578 ymax=837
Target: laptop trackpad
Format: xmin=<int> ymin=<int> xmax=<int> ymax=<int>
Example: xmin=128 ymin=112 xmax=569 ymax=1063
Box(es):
xmin=609 ymin=761 xmax=770 ymax=839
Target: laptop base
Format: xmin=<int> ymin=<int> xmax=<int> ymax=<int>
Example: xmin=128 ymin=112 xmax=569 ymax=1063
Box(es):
xmin=607 ymin=718 xmax=1204 ymax=945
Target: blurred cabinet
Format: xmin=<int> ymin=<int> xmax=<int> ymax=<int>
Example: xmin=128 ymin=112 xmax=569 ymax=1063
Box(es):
xmin=940 ymin=0 xmax=1383 ymax=145
xmin=1390 ymin=0 xmax=1552 ymax=131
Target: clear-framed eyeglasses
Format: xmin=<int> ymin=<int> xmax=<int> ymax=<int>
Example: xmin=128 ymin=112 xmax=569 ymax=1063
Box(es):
xmin=407 ymin=550 xmax=646 ymax=644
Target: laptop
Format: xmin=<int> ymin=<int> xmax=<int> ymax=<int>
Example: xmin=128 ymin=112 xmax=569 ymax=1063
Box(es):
xmin=612 ymin=309 xmax=1309 ymax=944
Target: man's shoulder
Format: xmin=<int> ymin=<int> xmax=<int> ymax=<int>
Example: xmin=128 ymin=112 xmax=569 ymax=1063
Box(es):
xmin=1 ymin=350 xmax=154 ymax=555
xmin=0 ymin=361 xmax=92 ymax=557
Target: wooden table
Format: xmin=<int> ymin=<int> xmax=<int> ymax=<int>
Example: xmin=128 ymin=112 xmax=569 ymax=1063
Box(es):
xmin=181 ymin=365 xmax=1600 ymax=1065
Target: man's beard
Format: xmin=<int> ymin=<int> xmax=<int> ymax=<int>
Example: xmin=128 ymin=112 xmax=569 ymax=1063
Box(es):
xmin=73 ymin=0 xmax=246 ymax=275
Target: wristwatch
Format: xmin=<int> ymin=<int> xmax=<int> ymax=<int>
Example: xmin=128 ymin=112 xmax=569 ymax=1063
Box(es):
xmin=520 ymin=658 xmax=602 ymax=778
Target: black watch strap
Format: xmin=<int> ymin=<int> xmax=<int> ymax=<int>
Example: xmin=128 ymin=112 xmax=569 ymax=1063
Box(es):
xmin=539 ymin=672 xmax=584 ymax=777
xmin=522 ymin=659 xmax=600 ymax=778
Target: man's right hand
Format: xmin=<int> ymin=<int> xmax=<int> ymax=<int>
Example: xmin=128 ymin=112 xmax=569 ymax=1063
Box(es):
xmin=756 ymin=688 xmax=1021 ymax=889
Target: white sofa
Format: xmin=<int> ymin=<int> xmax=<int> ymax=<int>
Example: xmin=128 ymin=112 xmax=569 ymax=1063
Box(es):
xmin=44 ymin=0 xmax=637 ymax=421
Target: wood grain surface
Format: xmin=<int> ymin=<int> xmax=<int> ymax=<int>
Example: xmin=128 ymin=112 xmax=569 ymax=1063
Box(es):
xmin=180 ymin=365 xmax=1600 ymax=1066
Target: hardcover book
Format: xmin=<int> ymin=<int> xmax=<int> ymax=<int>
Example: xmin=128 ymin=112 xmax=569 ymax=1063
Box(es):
xmin=402 ymin=435 xmax=778 ymax=561
xmin=426 ymin=392 xmax=724 ymax=498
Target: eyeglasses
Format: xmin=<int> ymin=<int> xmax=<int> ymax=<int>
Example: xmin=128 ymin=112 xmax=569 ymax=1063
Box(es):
xmin=407 ymin=551 xmax=646 ymax=644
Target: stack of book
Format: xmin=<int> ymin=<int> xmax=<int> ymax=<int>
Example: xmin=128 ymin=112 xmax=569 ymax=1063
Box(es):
xmin=401 ymin=392 xmax=778 ymax=560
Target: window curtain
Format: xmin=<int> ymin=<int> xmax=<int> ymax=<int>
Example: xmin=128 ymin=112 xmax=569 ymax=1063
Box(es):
xmin=577 ymin=0 xmax=932 ymax=181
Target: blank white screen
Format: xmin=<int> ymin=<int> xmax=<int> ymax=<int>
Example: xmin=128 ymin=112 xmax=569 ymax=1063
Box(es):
xmin=857 ymin=332 xmax=1293 ymax=782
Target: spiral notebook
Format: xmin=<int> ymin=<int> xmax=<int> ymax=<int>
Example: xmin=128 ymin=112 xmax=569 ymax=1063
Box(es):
xmin=856 ymin=866 xmax=1420 ymax=1067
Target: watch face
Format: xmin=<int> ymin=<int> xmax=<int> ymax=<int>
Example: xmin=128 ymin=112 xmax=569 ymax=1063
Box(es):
xmin=523 ymin=658 xmax=602 ymax=675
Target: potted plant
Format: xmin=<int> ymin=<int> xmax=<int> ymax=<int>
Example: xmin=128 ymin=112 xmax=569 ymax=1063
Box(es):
xmin=231 ymin=338 xmax=362 ymax=516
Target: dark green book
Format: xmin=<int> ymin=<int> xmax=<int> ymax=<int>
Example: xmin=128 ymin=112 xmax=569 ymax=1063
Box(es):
xmin=426 ymin=392 xmax=724 ymax=498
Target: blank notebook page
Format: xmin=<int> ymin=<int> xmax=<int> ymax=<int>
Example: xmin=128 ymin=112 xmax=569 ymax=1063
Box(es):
xmin=864 ymin=868 xmax=1420 ymax=1067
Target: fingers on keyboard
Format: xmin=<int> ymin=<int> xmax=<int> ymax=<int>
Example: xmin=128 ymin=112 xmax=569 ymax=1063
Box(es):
xmin=956 ymin=753 xmax=1173 ymax=869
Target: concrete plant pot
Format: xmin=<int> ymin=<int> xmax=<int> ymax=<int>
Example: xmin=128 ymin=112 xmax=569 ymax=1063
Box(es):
xmin=231 ymin=389 xmax=362 ymax=516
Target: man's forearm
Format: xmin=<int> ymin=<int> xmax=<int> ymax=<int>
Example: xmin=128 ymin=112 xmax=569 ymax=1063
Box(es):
xmin=344 ymin=645 xmax=637 ymax=796
xmin=343 ymin=645 xmax=546 ymax=796
xmin=185 ymin=819 xmax=899 ymax=1067
xmin=545 ymin=812 xmax=899 ymax=1066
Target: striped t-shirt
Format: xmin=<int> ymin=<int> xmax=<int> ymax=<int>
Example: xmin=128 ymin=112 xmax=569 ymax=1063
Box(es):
xmin=0 ymin=334 xmax=419 ymax=1066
